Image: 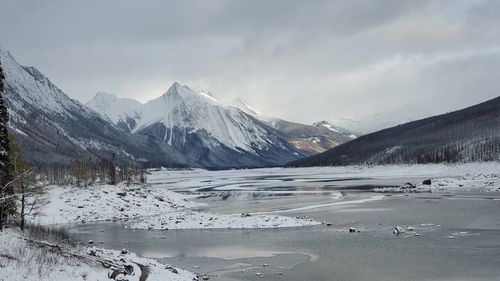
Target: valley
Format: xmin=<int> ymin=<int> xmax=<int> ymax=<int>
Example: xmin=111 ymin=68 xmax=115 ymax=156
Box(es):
xmin=65 ymin=164 xmax=500 ymax=281
xmin=1 ymin=2 xmax=500 ymax=280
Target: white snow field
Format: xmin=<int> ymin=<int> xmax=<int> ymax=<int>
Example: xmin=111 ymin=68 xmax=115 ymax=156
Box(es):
xmin=34 ymin=162 xmax=500 ymax=230
xmin=6 ymin=163 xmax=500 ymax=281
xmin=147 ymin=162 xmax=500 ymax=193
xmin=374 ymin=173 xmax=500 ymax=193
xmin=33 ymin=183 xmax=320 ymax=229
xmin=0 ymin=228 xmax=196 ymax=281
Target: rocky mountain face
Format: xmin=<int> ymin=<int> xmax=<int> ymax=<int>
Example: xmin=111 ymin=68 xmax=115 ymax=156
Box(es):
xmin=88 ymin=84 xmax=304 ymax=169
xmin=0 ymin=47 xmax=189 ymax=167
xmin=288 ymin=96 xmax=500 ymax=167
xmin=86 ymin=92 xmax=143 ymax=133
xmin=2 ymin=45 xmax=358 ymax=169
xmin=268 ymin=119 xmax=356 ymax=154
xmin=230 ymin=98 xmax=357 ymax=154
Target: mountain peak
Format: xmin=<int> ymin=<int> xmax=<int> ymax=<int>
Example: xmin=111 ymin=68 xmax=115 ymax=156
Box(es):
xmin=0 ymin=46 xmax=86 ymax=116
xmin=87 ymin=92 xmax=143 ymax=125
xmin=313 ymin=120 xmax=331 ymax=126
xmin=313 ymin=121 xmax=338 ymax=132
xmin=313 ymin=120 xmax=358 ymax=139
xmin=165 ymin=81 xmax=187 ymax=96
xmin=91 ymin=92 xmax=121 ymax=103
xmin=232 ymin=97 xmax=262 ymax=117
xmin=163 ymin=82 xmax=218 ymax=103
xmin=170 ymin=81 xmax=183 ymax=91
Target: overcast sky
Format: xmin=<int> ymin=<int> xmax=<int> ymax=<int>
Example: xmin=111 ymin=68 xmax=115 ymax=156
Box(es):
xmin=1 ymin=0 xmax=499 ymax=125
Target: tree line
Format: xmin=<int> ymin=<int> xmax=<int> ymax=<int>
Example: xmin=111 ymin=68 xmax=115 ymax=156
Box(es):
xmin=36 ymin=154 xmax=147 ymax=187
xmin=0 ymin=62 xmax=147 ymax=231
xmin=289 ymin=97 xmax=500 ymax=167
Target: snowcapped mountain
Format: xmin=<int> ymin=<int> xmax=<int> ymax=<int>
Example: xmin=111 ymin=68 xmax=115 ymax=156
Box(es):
xmin=313 ymin=121 xmax=358 ymax=139
xmin=230 ymin=98 xmax=356 ymax=154
xmin=288 ymin=96 xmax=500 ymax=167
xmin=231 ymin=97 xmax=265 ymax=119
xmin=0 ymin=46 xmax=189 ymax=167
xmin=86 ymin=92 xmax=142 ymax=132
xmin=0 ymin=44 xmax=356 ymax=168
xmin=88 ymin=83 xmax=303 ymax=168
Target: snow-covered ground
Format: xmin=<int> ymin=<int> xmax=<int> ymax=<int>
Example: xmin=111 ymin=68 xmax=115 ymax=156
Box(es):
xmin=7 ymin=163 xmax=499 ymax=281
xmin=0 ymin=228 xmax=196 ymax=281
xmin=35 ymin=184 xmax=201 ymax=226
xmin=148 ymin=162 xmax=500 ymax=193
xmin=34 ymin=183 xmax=319 ymax=229
xmin=374 ymin=174 xmax=500 ymax=193
xmin=131 ymin=211 xmax=317 ymax=230
xmin=33 ymin=163 xmax=500 ymax=230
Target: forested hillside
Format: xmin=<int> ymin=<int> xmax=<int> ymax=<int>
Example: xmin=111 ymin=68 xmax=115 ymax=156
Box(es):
xmin=288 ymin=96 xmax=500 ymax=167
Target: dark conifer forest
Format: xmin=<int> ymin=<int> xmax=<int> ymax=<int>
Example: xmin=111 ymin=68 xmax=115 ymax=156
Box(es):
xmin=288 ymin=96 xmax=500 ymax=167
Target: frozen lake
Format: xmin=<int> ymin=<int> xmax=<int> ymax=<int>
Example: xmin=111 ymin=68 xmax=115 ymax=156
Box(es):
xmin=71 ymin=166 xmax=500 ymax=281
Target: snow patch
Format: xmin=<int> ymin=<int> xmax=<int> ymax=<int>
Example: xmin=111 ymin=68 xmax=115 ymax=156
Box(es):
xmin=34 ymin=183 xmax=319 ymax=230
xmin=0 ymin=229 xmax=196 ymax=281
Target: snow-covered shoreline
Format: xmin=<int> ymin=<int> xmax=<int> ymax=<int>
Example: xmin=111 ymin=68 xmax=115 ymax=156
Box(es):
xmin=34 ymin=183 xmax=320 ymax=229
xmin=33 ymin=163 xmax=500 ymax=230
xmin=374 ymin=174 xmax=500 ymax=193
xmin=147 ymin=162 xmax=500 ymax=193
xmin=0 ymin=228 xmax=197 ymax=281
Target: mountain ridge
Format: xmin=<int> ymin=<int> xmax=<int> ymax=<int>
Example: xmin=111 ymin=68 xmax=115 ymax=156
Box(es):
xmin=0 ymin=47 xmax=190 ymax=167
xmin=287 ymin=96 xmax=500 ymax=167
xmin=88 ymin=82 xmax=304 ymax=169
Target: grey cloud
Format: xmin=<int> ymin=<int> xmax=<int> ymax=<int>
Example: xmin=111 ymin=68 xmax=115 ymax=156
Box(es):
xmin=0 ymin=0 xmax=499 ymax=127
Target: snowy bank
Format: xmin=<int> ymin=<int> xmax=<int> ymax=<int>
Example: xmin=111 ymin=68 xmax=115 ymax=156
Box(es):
xmin=131 ymin=211 xmax=318 ymax=230
xmin=374 ymin=174 xmax=500 ymax=193
xmin=0 ymin=228 xmax=196 ymax=281
xmin=35 ymin=184 xmax=202 ymax=226
xmin=147 ymin=162 xmax=500 ymax=193
xmin=34 ymin=183 xmax=319 ymax=229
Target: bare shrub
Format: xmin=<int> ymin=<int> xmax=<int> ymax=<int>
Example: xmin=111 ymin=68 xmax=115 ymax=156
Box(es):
xmin=24 ymin=223 xmax=77 ymax=247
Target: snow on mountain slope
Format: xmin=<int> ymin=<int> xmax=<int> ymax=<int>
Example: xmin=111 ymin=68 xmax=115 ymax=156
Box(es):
xmin=313 ymin=121 xmax=358 ymax=139
xmin=231 ymin=97 xmax=262 ymax=117
xmin=229 ymin=98 xmax=357 ymax=154
xmin=140 ymin=83 xmax=273 ymax=151
xmin=88 ymin=83 xmax=302 ymax=168
xmin=230 ymin=97 xmax=278 ymax=124
xmin=0 ymin=46 xmax=189 ymax=167
xmin=0 ymin=49 xmax=90 ymax=123
xmin=288 ymin=96 xmax=500 ymax=167
xmin=87 ymin=92 xmax=142 ymax=123
xmin=86 ymin=92 xmax=143 ymax=132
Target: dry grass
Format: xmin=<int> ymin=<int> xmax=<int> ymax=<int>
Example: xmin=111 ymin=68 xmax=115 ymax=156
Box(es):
xmin=0 ymin=225 xmax=97 ymax=281
xmin=23 ymin=223 xmax=77 ymax=247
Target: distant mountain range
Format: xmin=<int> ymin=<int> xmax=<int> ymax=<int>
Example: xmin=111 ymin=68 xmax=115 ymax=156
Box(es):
xmin=0 ymin=46 xmax=189 ymax=167
xmin=87 ymin=85 xmax=357 ymax=168
xmin=87 ymin=83 xmax=304 ymax=169
xmin=1 ymin=46 xmax=354 ymax=169
xmin=229 ymin=98 xmax=357 ymax=154
xmin=10 ymin=43 xmax=496 ymax=170
xmin=287 ymin=96 xmax=500 ymax=167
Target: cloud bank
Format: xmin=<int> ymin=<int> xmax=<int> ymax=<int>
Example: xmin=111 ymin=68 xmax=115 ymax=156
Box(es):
xmin=1 ymin=0 xmax=499 ymax=125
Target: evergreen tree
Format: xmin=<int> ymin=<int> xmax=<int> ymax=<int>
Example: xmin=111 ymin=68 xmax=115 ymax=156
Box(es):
xmin=0 ymin=61 xmax=13 ymax=231
xmin=0 ymin=62 xmax=9 ymax=173
xmin=108 ymin=153 xmax=117 ymax=185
